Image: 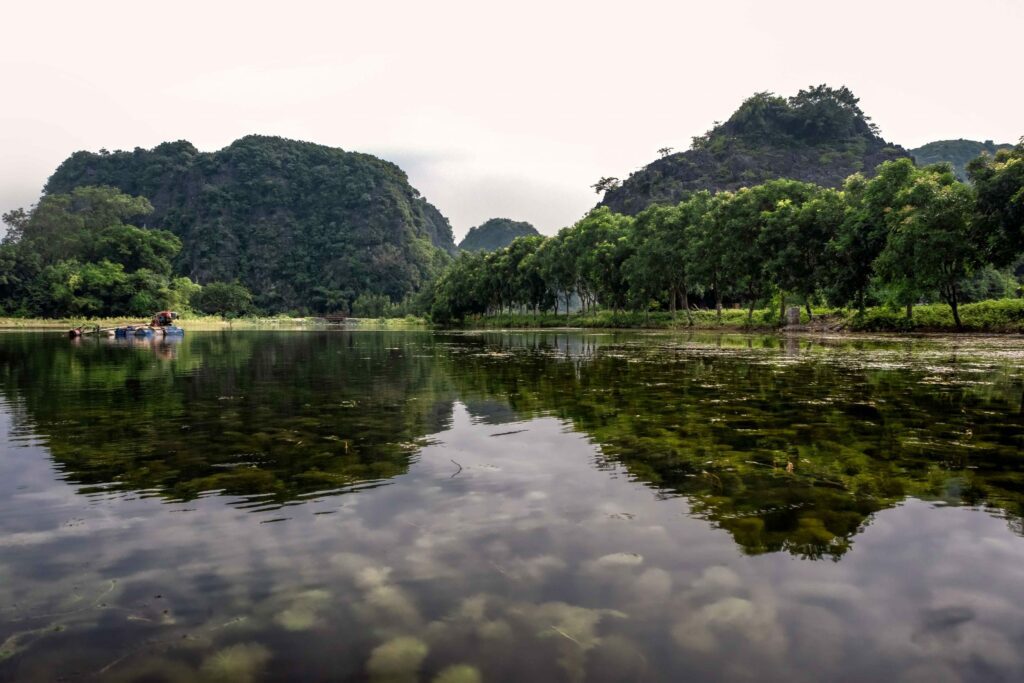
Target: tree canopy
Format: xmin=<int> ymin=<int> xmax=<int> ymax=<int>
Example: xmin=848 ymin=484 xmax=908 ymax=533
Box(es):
xmin=426 ymin=153 xmax=1023 ymax=330
xmin=1 ymin=186 xmax=195 ymax=317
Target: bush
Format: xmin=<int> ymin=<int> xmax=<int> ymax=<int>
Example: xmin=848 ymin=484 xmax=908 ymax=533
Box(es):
xmin=846 ymin=299 xmax=1024 ymax=333
xmin=192 ymin=281 xmax=255 ymax=318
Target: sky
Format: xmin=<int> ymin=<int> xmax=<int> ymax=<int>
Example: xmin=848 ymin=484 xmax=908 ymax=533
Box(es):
xmin=1 ymin=0 xmax=1021 ymax=241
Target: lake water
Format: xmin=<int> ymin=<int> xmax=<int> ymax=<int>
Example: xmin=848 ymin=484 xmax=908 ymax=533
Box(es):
xmin=1 ymin=330 xmax=1022 ymax=682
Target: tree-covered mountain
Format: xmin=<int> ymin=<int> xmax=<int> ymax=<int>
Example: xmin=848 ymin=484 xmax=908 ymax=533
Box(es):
xmin=44 ymin=135 xmax=456 ymax=312
xmin=457 ymin=218 xmax=540 ymax=251
xmin=599 ymin=85 xmax=910 ymax=215
xmin=910 ymin=139 xmax=1013 ymax=182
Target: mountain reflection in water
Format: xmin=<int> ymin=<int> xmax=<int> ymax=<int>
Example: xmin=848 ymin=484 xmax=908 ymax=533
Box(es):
xmin=0 ymin=330 xmax=1022 ymax=682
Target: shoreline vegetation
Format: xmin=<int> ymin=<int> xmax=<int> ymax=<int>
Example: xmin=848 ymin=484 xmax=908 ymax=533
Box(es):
xmin=448 ymin=298 xmax=1024 ymax=334
xmin=424 ymin=153 xmax=1024 ymax=331
xmin=0 ymin=315 xmax=428 ymax=331
xmin=4 ymin=298 xmax=1022 ymax=334
xmin=2 ymin=91 xmax=1021 ymax=334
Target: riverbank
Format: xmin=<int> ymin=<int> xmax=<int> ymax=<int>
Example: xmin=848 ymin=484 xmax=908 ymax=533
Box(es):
xmin=450 ymin=299 xmax=1024 ymax=334
xmin=0 ymin=315 xmax=429 ymax=331
xmin=5 ymin=299 xmax=1022 ymax=334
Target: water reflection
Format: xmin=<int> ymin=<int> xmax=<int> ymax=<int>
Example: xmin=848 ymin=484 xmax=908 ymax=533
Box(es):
xmin=1 ymin=331 xmax=1023 ymax=555
xmin=0 ymin=331 xmax=1023 ymax=681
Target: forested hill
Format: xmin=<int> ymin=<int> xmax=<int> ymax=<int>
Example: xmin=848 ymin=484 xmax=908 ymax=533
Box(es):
xmin=457 ymin=218 xmax=540 ymax=251
xmin=599 ymin=85 xmax=910 ymax=215
xmin=910 ymin=139 xmax=1013 ymax=182
xmin=44 ymin=135 xmax=456 ymax=312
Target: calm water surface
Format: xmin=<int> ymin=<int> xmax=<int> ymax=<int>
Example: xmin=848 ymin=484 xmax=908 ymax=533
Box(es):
xmin=1 ymin=330 xmax=1023 ymax=682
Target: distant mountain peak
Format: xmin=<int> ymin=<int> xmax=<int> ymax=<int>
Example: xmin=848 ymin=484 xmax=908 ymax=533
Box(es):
xmin=910 ymin=138 xmax=1014 ymax=182
xmin=599 ymin=84 xmax=909 ymax=215
xmin=44 ymin=135 xmax=456 ymax=312
xmin=458 ymin=218 xmax=539 ymax=251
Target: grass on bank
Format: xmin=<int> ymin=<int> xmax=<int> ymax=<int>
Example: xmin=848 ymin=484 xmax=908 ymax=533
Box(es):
xmin=452 ymin=298 xmax=1024 ymax=333
xmin=846 ymin=299 xmax=1024 ymax=333
xmin=3 ymin=300 xmax=1021 ymax=334
xmin=0 ymin=314 xmax=430 ymax=331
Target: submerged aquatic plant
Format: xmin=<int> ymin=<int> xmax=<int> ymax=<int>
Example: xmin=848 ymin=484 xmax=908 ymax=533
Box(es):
xmin=432 ymin=664 xmax=483 ymax=683
xmin=199 ymin=642 xmax=272 ymax=682
xmin=366 ymin=636 xmax=429 ymax=680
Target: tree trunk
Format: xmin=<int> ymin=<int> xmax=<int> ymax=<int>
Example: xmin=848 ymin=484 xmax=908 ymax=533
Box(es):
xmin=715 ymin=287 xmax=723 ymax=321
xmin=805 ymin=301 xmax=813 ymax=321
xmin=670 ymin=287 xmax=677 ymax=320
xmin=682 ymin=287 xmax=693 ymax=326
xmin=779 ymin=292 xmax=786 ymax=323
xmin=905 ymin=302 xmax=913 ymax=320
xmin=949 ymin=284 xmax=962 ymax=331
xmin=747 ymin=301 xmax=755 ymax=323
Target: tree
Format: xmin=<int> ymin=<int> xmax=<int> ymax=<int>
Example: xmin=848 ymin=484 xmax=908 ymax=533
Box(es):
xmin=88 ymin=223 xmax=180 ymax=275
xmin=352 ymin=292 xmax=391 ymax=317
xmin=759 ymin=182 xmax=842 ymax=319
xmin=566 ymin=208 xmax=634 ymax=312
xmin=657 ymin=147 xmax=674 ymax=158
xmin=9 ymin=186 xmax=154 ymax=266
xmin=591 ymin=177 xmax=621 ymax=195
xmin=625 ymin=193 xmax=711 ymax=323
xmin=686 ymin=193 xmax=733 ymax=320
xmin=967 ymin=140 xmax=1024 ymax=266
xmin=427 ymin=252 xmax=488 ymax=324
xmin=625 ymin=205 xmax=676 ymax=319
xmin=874 ymin=165 xmax=980 ymax=329
xmin=512 ymin=236 xmax=554 ymax=313
xmin=713 ymin=184 xmax=783 ymax=321
xmin=786 ymin=84 xmax=875 ymax=141
xmin=828 ymin=159 xmax=917 ymax=313
xmin=193 ymin=281 xmax=254 ymax=318
xmin=536 ymin=233 xmax=576 ymax=315
xmin=32 ymin=260 xmax=132 ymax=317
xmin=0 ymin=186 xmax=192 ymax=317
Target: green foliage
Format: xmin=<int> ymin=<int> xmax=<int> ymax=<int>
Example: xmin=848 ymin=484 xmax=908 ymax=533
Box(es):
xmin=829 ymin=159 xmax=918 ymax=311
xmin=192 ymin=281 xmax=254 ymax=318
xmin=911 ymin=138 xmax=1013 ymax=182
xmin=968 ymin=140 xmax=1024 ymax=265
xmin=566 ymin=208 xmax=635 ymax=311
xmin=457 ymin=218 xmax=540 ymax=252
xmin=351 ymin=292 xmax=392 ymax=317
xmin=427 ymin=150 xmax=1024 ymax=329
xmin=624 ymin=194 xmax=709 ymax=321
xmin=44 ymin=136 xmax=456 ymax=313
xmin=847 ymin=299 xmax=1024 ymax=333
xmin=959 ymin=264 xmax=1020 ymax=301
xmin=0 ymin=186 xmax=195 ymax=317
xmin=874 ymin=163 xmax=980 ymax=327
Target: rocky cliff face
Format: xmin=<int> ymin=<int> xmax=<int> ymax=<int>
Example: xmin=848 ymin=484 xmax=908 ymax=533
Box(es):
xmin=600 ymin=85 xmax=910 ymax=215
xmin=45 ymin=135 xmax=456 ymax=312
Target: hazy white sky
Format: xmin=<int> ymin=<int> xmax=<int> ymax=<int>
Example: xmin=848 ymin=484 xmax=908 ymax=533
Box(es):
xmin=1 ymin=0 xmax=1020 ymax=240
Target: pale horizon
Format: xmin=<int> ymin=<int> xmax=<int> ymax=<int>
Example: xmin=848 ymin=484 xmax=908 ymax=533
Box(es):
xmin=2 ymin=0 xmax=1021 ymax=240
